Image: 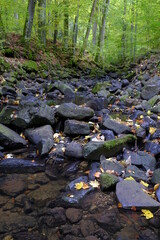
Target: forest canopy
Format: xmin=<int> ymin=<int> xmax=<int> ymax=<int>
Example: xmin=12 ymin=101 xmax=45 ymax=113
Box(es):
xmin=0 ymin=0 xmax=160 ymax=65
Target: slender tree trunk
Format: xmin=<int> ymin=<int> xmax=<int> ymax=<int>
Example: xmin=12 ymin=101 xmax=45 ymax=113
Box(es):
xmin=95 ymin=0 xmax=110 ymax=62
xmin=23 ymin=0 xmax=37 ymax=40
xmin=121 ymin=0 xmax=127 ymax=60
xmin=64 ymin=0 xmax=69 ymax=48
xmin=72 ymin=0 xmax=80 ymax=55
xmin=130 ymin=0 xmax=135 ymax=60
xmin=53 ymin=0 xmax=58 ymax=45
xmin=133 ymin=0 xmax=138 ymax=61
xmin=38 ymin=0 xmax=46 ymax=46
xmin=0 ymin=12 xmax=5 ymax=40
xmin=80 ymin=0 xmax=98 ymax=56
xmin=92 ymin=5 xmax=98 ymax=45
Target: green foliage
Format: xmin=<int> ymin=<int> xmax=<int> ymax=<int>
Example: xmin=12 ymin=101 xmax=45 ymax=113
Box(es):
xmin=23 ymin=60 xmax=38 ymax=72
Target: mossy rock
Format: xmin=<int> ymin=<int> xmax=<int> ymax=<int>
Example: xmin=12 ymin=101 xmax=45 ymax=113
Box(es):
xmin=125 ymin=71 xmax=136 ymax=80
xmin=23 ymin=60 xmax=38 ymax=73
xmin=83 ymin=134 xmax=136 ymax=160
xmin=92 ymin=82 xmax=111 ymax=94
xmin=100 ymin=173 xmax=119 ymax=191
xmin=148 ymin=95 xmax=160 ymax=107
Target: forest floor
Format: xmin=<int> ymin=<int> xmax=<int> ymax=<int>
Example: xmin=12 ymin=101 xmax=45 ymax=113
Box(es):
xmin=0 ymin=35 xmax=160 ymax=240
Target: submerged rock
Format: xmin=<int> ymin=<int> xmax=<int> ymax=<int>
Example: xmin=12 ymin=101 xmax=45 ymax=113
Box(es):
xmin=116 ymin=180 xmax=160 ymax=209
xmin=83 ymin=134 xmax=136 ymax=161
xmin=0 ymin=123 xmax=27 ymax=149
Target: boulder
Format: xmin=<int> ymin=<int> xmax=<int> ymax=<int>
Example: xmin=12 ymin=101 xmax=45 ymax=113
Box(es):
xmin=141 ymin=85 xmax=159 ymax=100
xmin=0 ymin=123 xmax=27 ymax=149
xmin=64 ymin=119 xmax=90 ymax=135
xmin=83 ymin=135 xmax=136 ymax=161
xmin=57 ymin=103 xmax=94 ymax=120
xmin=116 ymin=180 xmax=160 ymax=209
xmin=25 ymin=125 xmax=54 ymax=155
xmin=65 ymin=141 xmax=83 ymax=159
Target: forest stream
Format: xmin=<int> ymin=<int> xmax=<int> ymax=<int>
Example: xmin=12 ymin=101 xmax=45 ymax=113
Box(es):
xmin=0 ymin=53 xmax=160 ymax=240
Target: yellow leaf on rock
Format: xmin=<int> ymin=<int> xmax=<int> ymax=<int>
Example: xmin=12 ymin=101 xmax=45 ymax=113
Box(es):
xmin=75 ymin=182 xmax=84 ymax=190
xmin=82 ymin=183 xmax=90 ymax=189
xmin=141 ymin=209 xmax=153 ymax=219
xmin=124 ymin=176 xmax=135 ymax=181
xmin=140 ymin=180 xmax=149 ymax=188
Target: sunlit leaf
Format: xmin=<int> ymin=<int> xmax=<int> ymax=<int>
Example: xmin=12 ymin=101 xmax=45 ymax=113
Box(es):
xmin=154 ymin=184 xmax=160 ymax=191
xmin=140 ymin=180 xmax=149 ymax=188
xmin=89 ymin=180 xmax=100 ymax=188
xmin=124 ymin=176 xmax=135 ymax=181
xmin=149 ymin=127 xmax=157 ymax=135
xmin=141 ymin=209 xmax=153 ymax=219
xmin=75 ymin=182 xmax=84 ymax=190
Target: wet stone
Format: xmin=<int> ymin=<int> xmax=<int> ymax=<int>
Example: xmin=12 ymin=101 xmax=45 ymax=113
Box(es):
xmin=0 ymin=158 xmax=45 ymax=174
xmin=125 ymin=165 xmax=148 ymax=181
xmin=65 ymin=208 xmax=83 ymax=223
xmin=80 ymin=220 xmax=95 ymax=237
xmin=145 ymin=141 xmax=160 ymax=156
xmin=0 ymin=174 xmax=27 ymax=197
xmin=100 ymin=158 xmax=124 ymax=175
xmin=100 ymin=173 xmax=119 ymax=191
xmin=116 ymin=180 xmax=160 ymax=209
xmin=40 ymin=207 xmax=66 ymax=227
xmin=151 ymin=169 xmax=160 ymax=184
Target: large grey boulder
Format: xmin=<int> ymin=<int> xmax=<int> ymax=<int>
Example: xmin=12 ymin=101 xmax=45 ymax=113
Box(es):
xmin=25 ymin=125 xmax=54 ymax=155
xmin=57 ymin=103 xmax=94 ymax=120
xmin=116 ymin=180 xmax=160 ymax=209
xmin=65 ymin=141 xmax=83 ymax=159
xmin=141 ymin=85 xmax=159 ymax=100
xmin=103 ymin=118 xmax=131 ymax=135
xmin=0 ymin=123 xmax=27 ymax=149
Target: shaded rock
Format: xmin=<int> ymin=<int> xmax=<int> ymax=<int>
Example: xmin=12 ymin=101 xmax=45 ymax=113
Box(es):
xmin=94 ymin=208 xmax=121 ymax=233
xmin=0 ymin=174 xmax=27 ymax=197
xmin=141 ymin=85 xmax=159 ymax=100
xmin=139 ymin=229 xmax=159 ymax=240
xmin=64 ymin=119 xmax=90 ymax=135
xmin=57 ymin=103 xmax=94 ymax=120
xmin=2 ymin=86 xmax=17 ymax=98
xmin=0 ymin=211 xmax=36 ymax=233
xmin=65 ymin=141 xmax=83 ymax=159
xmin=28 ymin=180 xmax=66 ymax=207
xmin=86 ymin=98 xmax=108 ymax=111
xmin=0 ymin=195 xmax=9 ymax=207
xmin=101 ymin=158 xmax=124 ymax=175
xmin=123 ymin=150 xmax=156 ymax=171
xmin=0 ymin=123 xmax=27 ymax=149
xmin=136 ymin=127 xmax=146 ymax=139
xmin=151 ymin=169 xmax=160 ymax=184
xmin=40 ymin=207 xmax=66 ymax=227
xmin=83 ymin=135 xmax=136 ymax=161
xmin=65 ymin=208 xmax=83 ymax=223
xmin=0 ymin=106 xmax=17 ymax=125
xmin=109 ymin=80 xmax=122 ymax=93
xmin=125 ymin=165 xmax=148 ymax=181
xmin=25 ymin=125 xmax=54 ymax=155
xmin=52 ymin=81 xmax=75 ymax=97
xmin=151 ymin=103 xmax=160 ymax=113
xmin=148 ymin=95 xmax=160 ymax=107
xmin=114 ymin=226 xmax=139 ymax=240
xmin=13 ymin=232 xmax=47 ymax=240
xmin=145 ymin=141 xmax=160 ymax=156
xmin=116 ymin=180 xmax=160 ymax=209
xmin=100 ymin=173 xmax=119 ymax=190
xmin=13 ymin=99 xmax=56 ymax=128
xmin=0 ymin=158 xmax=45 ymax=173
xmin=92 ymin=82 xmax=111 ymax=94
xmin=156 ymin=185 xmax=160 ymax=202
xmin=103 ymin=118 xmax=131 ymax=134
xmin=150 ymin=130 xmax=160 ymax=140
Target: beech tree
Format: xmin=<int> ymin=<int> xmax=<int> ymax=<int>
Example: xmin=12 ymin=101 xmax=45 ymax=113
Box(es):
xmin=38 ymin=0 xmax=46 ymax=46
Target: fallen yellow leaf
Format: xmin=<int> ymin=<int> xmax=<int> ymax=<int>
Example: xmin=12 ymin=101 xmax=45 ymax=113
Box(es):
xmin=124 ymin=176 xmax=135 ymax=181
xmin=154 ymin=184 xmax=160 ymax=191
xmin=75 ymin=182 xmax=84 ymax=190
xmin=149 ymin=127 xmax=157 ymax=135
xmin=140 ymin=180 xmax=149 ymax=188
xmin=141 ymin=209 xmax=153 ymax=219
xmin=82 ymin=183 xmax=90 ymax=189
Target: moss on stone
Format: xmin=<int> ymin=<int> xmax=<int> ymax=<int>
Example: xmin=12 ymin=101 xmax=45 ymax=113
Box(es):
xmin=148 ymin=96 xmax=160 ymax=107
xmin=92 ymin=82 xmax=111 ymax=94
xmin=23 ymin=60 xmax=38 ymax=73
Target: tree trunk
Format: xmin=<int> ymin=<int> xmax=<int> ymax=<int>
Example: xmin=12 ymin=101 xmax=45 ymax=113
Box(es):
xmin=23 ymin=0 xmax=37 ymax=40
xmin=95 ymin=0 xmax=110 ymax=62
xmin=64 ymin=0 xmax=69 ymax=48
xmin=121 ymin=0 xmax=127 ymax=60
xmin=133 ymin=0 xmax=138 ymax=61
xmin=130 ymin=0 xmax=135 ymax=60
xmin=80 ymin=0 xmax=98 ymax=56
xmin=38 ymin=0 xmax=46 ymax=46
xmin=53 ymin=0 xmax=58 ymax=45
xmin=72 ymin=0 xmax=80 ymax=55
xmin=0 ymin=12 xmax=5 ymax=40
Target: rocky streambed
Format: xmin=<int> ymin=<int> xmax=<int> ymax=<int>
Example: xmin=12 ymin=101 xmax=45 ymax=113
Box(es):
xmin=0 ymin=55 xmax=160 ymax=240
